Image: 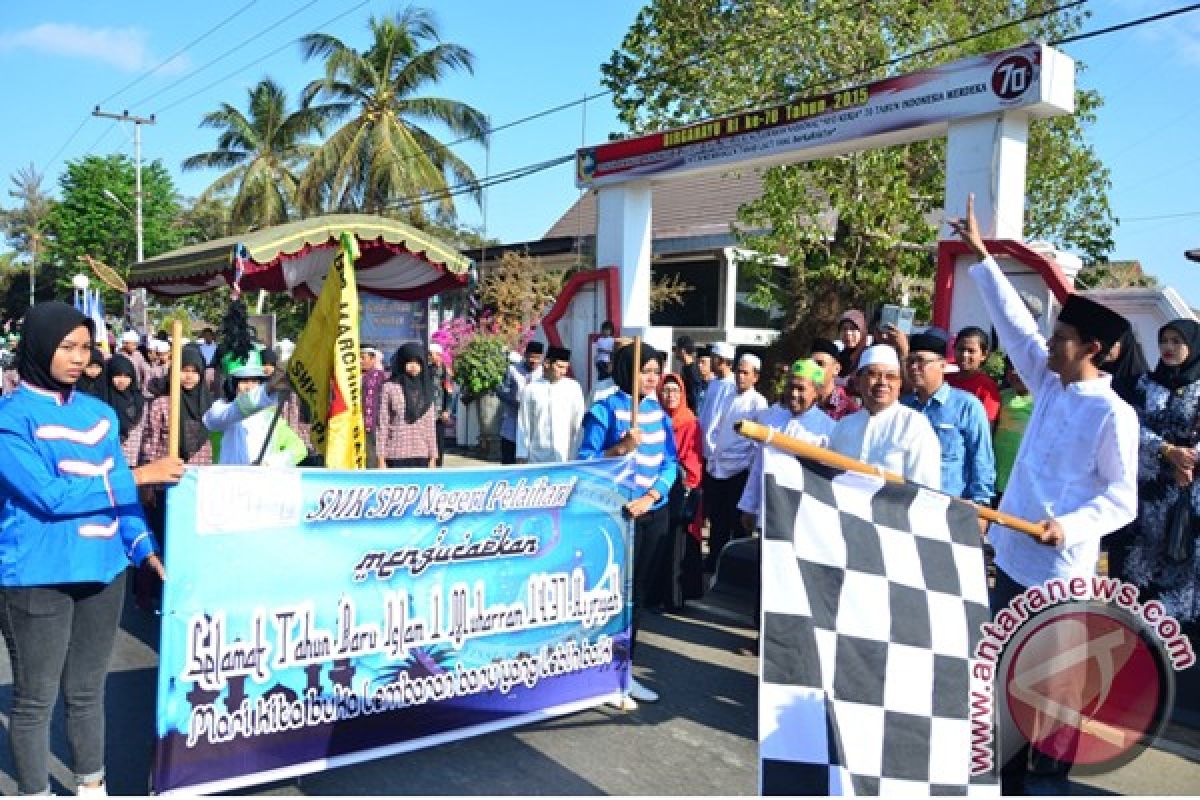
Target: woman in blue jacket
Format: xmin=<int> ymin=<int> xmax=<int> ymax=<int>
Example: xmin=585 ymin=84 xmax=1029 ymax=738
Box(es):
xmin=0 ymin=302 xmax=183 ymax=796
xmin=577 ymin=341 xmax=678 ymax=709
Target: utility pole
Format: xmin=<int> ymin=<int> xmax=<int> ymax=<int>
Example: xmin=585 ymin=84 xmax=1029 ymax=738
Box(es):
xmin=92 ymin=107 xmax=155 ymax=330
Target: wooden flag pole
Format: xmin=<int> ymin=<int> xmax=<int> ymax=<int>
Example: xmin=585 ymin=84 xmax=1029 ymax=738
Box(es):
xmin=629 ymin=336 xmax=642 ymax=430
xmin=167 ymin=320 xmax=183 ymax=459
xmin=735 ymin=419 xmax=1044 ymax=538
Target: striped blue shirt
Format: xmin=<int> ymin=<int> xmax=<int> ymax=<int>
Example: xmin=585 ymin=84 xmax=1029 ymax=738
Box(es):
xmin=577 ymin=390 xmax=678 ymax=511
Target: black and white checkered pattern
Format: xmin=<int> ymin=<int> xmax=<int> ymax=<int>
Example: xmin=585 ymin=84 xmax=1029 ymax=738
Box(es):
xmin=758 ymin=449 xmax=999 ymax=796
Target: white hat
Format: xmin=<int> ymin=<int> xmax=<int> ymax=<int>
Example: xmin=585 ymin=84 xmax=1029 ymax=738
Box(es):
xmin=711 ymin=342 xmax=736 ymax=360
xmin=857 ymin=344 xmax=901 ymax=373
xmin=151 ymin=339 xmax=170 ymax=353
xmin=120 ymin=331 xmax=140 ymax=344
xmin=738 ymin=353 xmax=761 ymax=371
xmin=429 ymin=342 xmax=444 ymax=355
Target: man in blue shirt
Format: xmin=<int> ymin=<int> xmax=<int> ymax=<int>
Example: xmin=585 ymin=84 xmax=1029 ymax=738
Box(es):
xmin=901 ymin=330 xmax=995 ymax=506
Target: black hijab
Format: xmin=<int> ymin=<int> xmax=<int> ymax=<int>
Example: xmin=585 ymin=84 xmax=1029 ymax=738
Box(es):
xmin=179 ymin=344 xmax=213 ymax=460
xmin=1101 ymin=328 xmax=1150 ymax=406
xmin=391 ymin=342 xmax=434 ymax=424
xmin=75 ymin=346 xmax=107 ymax=397
xmin=1150 ymin=319 xmax=1200 ymax=392
xmin=103 ymin=353 xmax=144 ymax=440
xmin=611 ymin=342 xmax=662 ymax=397
xmin=16 ymin=301 xmax=94 ymax=396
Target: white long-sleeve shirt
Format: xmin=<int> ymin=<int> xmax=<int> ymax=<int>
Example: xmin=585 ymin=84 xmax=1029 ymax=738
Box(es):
xmin=706 ymin=386 xmax=768 ymax=479
xmin=516 ymin=377 xmax=586 ymax=463
xmin=698 ymin=374 xmax=735 ymax=459
xmin=968 ymin=256 xmax=1138 ymax=587
xmin=739 ymin=403 xmax=836 ymax=516
xmin=830 ymin=403 xmax=941 ymax=489
xmin=202 ymin=384 xmax=299 ymax=467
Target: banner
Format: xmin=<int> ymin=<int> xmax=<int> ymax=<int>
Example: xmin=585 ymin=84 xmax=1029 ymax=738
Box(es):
xmin=577 ymin=43 xmax=1071 ymax=187
xmin=359 ymin=294 xmax=428 ymax=362
xmin=287 ymin=232 xmax=366 ymax=468
xmin=153 ymin=459 xmax=633 ymax=794
xmin=758 ymin=449 xmax=998 ymax=795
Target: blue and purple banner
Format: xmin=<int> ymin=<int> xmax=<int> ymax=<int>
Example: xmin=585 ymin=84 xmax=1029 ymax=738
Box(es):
xmin=153 ymin=459 xmax=633 ymax=794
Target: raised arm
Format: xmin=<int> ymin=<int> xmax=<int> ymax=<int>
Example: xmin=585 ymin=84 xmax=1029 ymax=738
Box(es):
xmin=947 ymin=194 xmax=1050 ymax=389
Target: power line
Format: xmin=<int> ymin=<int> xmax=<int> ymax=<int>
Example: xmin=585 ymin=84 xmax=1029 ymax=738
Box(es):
xmin=1052 ymin=1 xmax=1200 ymax=45
xmin=150 ymin=0 xmax=372 ymax=116
xmin=95 ymin=0 xmax=261 ymax=107
xmin=388 ymin=155 xmax=574 ymax=213
xmin=40 ymin=117 xmax=90 ymax=175
xmin=1120 ymin=210 xmax=1200 ymax=223
xmin=129 ymin=0 xmax=327 ymax=110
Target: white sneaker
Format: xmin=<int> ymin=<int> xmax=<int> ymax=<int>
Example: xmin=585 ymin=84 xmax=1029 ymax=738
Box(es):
xmin=628 ymin=677 xmax=659 ymax=703
xmin=607 ymin=693 xmax=639 ymax=711
xmin=76 ymin=783 xmax=107 ymax=797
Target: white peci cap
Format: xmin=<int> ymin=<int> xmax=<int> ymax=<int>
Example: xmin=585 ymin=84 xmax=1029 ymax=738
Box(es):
xmin=738 ymin=353 xmax=761 ymax=371
xmin=120 ymin=331 xmax=140 ymax=344
xmin=711 ymin=342 xmax=736 ymax=360
xmin=857 ymin=344 xmax=901 ymax=373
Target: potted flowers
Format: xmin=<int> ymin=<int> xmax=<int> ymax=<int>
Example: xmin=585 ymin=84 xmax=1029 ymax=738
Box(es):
xmin=432 ymin=314 xmax=530 ymax=458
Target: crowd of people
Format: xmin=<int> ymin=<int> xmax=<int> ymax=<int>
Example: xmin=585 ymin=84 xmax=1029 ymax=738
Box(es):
xmin=0 ymin=196 xmax=1197 ymax=793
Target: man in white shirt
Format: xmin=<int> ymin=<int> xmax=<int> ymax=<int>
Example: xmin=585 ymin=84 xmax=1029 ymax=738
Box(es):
xmin=950 ymin=196 xmax=1140 ymax=793
xmin=702 ymin=352 xmax=767 ymax=571
xmin=829 ymin=345 xmax=941 ymax=488
xmin=739 ymin=358 xmax=836 ymax=528
xmin=698 ymin=341 xmax=737 ymax=460
xmin=498 ymin=341 xmax=544 ymax=464
xmin=516 ymin=346 xmax=586 ymax=464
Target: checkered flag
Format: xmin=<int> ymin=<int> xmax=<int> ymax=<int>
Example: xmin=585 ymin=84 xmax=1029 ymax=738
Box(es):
xmin=758 ymin=448 xmax=999 ymax=796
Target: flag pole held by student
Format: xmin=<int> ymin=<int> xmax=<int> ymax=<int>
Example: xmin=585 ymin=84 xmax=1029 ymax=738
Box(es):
xmin=735 ymin=418 xmax=1041 ymax=538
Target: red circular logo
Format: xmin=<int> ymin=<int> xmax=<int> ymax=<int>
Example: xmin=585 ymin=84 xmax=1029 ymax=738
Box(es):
xmin=991 ymin=55 xmax=1034 ymax=100
xmin=1002 ymin=604 xmax=1171 ymax=771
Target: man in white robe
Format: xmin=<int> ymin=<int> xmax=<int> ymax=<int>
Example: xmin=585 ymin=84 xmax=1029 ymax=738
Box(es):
xmin=702 ymin=351 xmax=768 ymax=570
xmin=830 ymin=344 xmax=941 ymax=488
xmin=516 ymin=346 xmax=585 ymax=464
xmin=949 ymin=196 xmax=1140 ymax=793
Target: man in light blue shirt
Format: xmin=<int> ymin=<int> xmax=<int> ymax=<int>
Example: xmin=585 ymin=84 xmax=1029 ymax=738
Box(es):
xmin=900 ymin=330 xmax=995 ymax=505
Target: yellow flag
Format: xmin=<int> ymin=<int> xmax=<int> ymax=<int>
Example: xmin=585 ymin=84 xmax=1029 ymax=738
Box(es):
xmin=286 ymin=232 xmax=366 ymax=468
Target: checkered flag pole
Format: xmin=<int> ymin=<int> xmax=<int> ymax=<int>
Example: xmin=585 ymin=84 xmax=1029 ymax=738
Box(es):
xmin=757 ymin=446 xmax=1000 ymax=796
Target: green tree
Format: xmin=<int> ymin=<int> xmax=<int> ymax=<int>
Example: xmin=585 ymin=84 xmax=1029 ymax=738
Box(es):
xmin=44 ymin=154 xmax=182 ymax=308
xmin=298 ymin=6 xmax=489 ymax=220
xmin=182 ymin=78 xmax=329 ymax=232
xmin=601 ymin=0 xmax=1112 ymax=354
xmin=1 ymin=163 xmax=56 ymax=314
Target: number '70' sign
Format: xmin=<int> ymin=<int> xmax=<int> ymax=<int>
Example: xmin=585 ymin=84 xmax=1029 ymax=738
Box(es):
xmin=992 ymin=55 xmax=1035 ymax=100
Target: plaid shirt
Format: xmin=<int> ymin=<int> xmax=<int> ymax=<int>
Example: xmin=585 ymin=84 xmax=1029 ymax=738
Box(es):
xmin=117 ymin=416 xmax=145 ymax=468
xmin=139 ymin=395 xmax=214 ymax=465
xmin=376 ymin=382 xmax=437 ymax=462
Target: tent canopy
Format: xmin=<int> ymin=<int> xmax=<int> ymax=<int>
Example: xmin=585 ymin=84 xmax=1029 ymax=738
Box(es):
xmin=126 ymin=214 xmax=471 ymax=301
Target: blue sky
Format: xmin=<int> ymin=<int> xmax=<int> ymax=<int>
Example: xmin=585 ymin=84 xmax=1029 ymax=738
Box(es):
xmin=1 ymin=0 xmax=1196 ymax=306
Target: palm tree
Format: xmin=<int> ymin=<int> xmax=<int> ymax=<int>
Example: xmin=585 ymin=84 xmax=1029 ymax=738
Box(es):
xmin=182 ymin=78 xmax=328 ymax=231
xmin=298 ymin=7 xmax=488 ymax=220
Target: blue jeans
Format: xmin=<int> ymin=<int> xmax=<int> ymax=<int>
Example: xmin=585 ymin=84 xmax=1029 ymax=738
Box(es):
xmin=0 ymin=574 xmax=126 ymax=795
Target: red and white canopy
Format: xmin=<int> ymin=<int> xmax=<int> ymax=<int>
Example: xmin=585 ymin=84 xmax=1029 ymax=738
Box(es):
xmin=126 ymin=214 xmax=470 ymax=300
